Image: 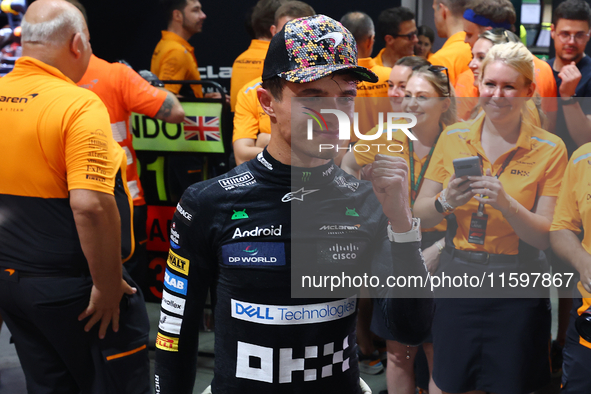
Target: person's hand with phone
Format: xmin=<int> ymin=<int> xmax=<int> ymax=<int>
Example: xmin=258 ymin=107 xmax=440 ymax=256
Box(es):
xmin=444 ymin=156 xmax=482 ymax=209
xmin=468 ymin=169 xmax=514 ymax=215
xmin=444 ymin=173 xmax=474 ymax=208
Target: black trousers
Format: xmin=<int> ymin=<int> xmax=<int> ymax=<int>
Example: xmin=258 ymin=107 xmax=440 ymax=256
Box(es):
xmin=0 ymin=268 xmax=150 ymax=394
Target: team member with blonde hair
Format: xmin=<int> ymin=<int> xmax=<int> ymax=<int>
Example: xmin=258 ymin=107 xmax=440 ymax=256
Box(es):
xmin=459 ymin=29 xmax=546 ymax=127
xmin=414 ymin=42 xmax=568 ymax=394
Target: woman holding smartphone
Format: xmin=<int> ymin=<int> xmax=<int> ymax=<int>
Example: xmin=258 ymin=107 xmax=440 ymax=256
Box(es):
xmin=342 ymin=56 xmax=456 ymax=394
xmin=413 ymin=42 xmax=567 ymax=394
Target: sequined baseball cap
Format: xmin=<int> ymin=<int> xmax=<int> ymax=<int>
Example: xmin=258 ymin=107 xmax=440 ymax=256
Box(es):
xmin=261 ymin=14 xmax=378 ymax=83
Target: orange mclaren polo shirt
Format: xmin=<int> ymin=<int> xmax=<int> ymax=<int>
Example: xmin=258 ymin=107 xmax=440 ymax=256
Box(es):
xmin=230 ymin=39 xmax=270 ymax=111
xmin=373 ymin=47 xmax=387 ymax=67
xmin=429 ymin=31 xmax=472 ymax=86
xmin=151 ymin=30 xmax=203 ymax=98
xmin=78 ymin=55 xmax=168 ymax=206
xmin=232 ymin=76 xmax=270 ymax=142
xmin=425 ymin=115 xmax=567 ymax=254
xmin=551 ymin=143 xmax=591 ymax=349
xmin=0 ymin=57 xmax=118 ymax=272
xmin=355 ymin=57 xmax=392 ymax=138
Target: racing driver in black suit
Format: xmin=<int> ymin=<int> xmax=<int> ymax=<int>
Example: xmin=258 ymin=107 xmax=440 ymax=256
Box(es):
xmin=154 ymin=14 xmax=434 ymax=394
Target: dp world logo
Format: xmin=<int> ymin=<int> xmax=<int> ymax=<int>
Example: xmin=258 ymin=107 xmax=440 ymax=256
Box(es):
xmin=304 ymin=108 xmax=418 ymax=153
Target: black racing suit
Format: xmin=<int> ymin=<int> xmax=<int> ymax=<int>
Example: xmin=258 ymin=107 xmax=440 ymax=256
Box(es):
xmin=154 ymin=149 xmax=433 ymax=393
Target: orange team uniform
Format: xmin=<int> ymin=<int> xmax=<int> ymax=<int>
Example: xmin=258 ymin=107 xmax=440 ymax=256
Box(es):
xmin=425 ymin=115 xmax=567 ymax=255
xmin=354 ymin=57 xmax=392 ymax=139
xmin=429 ymin=31 xmax=471 ymax=86
xmin=78 ymin=54 xmax=168 ymax=207
xmin=353 ymin=125 xmax=448 ymax=233
xmin=232 ymin=76 xmax=270 ymax=143
xmin=0 ymin=56 xmax=120 ymax=270
xmin=373 ymin=47 xmax=388 ymax=67
xmin=551 ymin=143 xmax=591 ymax=350
xmin=455 ymin=58 xmax=558 ymax=120
xmin=151 ymin=30 xmax=203 ymax=98
xmin=230 ymin=39 xmax=270 ymax=111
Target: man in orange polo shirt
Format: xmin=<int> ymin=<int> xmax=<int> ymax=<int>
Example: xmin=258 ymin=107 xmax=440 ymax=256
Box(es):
xmin=373 ymin=7 xmax=418 ymax=68
xmin=230 ymin=0 xmax=288 ymax=111
xmin=430 ymin=0 xmax=472 ymax=86
xmin=0 ymin=1 xmax=150 ymax=392
xmin=232 ymin=1 xmax=315 ymax=164
xmin=152 ymin=0 xmax=223 ymax=100
xmin=341 ymin=11 xmax=392 ymax=139
xmin=550 ymin=143 xmax=591 ymax=394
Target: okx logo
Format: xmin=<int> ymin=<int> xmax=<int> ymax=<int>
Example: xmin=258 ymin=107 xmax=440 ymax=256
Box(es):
xmin=303 ymin=106 xmax=417 ymax=153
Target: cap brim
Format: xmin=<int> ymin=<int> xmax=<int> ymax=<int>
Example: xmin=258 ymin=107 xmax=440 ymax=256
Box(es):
xmin=278 ymin=64 xmax=379 ymax=84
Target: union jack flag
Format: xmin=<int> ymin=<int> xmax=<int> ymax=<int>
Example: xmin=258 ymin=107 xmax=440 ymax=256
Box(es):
xmin=183 ymin=116 xmax=220 ymax=141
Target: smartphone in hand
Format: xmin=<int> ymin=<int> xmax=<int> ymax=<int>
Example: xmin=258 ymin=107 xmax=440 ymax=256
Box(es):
xmin=453 ymin=156 xmax=482 ymax=186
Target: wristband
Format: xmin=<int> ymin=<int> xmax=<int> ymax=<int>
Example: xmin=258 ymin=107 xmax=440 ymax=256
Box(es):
xmin=388 ymin=218 xmax=422 ymax=243
xmin=561 ymin=94 xmax=577 ymax=106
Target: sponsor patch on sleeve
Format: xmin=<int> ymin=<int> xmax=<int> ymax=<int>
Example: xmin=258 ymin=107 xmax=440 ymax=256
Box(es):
xmin=164 ymin=269 xmax=188 ymax=296
xmin=156 ymin=333 xmax=179 ymax=352
xmin=175 ymin=202 xmax=194 ymax=225
xmin=159 ymin=311 xmax=183 ymax=335
xmin=222 ymin=242 xmax=286 ymax=266
xmin=167 ymin=250 xmax=190 ymax=275
xmin=161 ymin=289 xmax=186 ymax=315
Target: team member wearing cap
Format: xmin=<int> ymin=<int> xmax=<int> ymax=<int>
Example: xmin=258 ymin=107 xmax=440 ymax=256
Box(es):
xmin=154 ymin=15 xmax=433 ymax=394
xmin=414 ymin=42 xmax=567 ymax=394
xmin=343 ymin=61 xmax=452 ymax=394
xmin=550 ymin=143 xmax=591 ymax=394
xmin=233 ymin=1 xmax=316 ymax=165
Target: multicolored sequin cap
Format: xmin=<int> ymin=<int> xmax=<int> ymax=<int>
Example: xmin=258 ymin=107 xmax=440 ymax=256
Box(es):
xmin=262 ymin=14 xmax=378 ymax=83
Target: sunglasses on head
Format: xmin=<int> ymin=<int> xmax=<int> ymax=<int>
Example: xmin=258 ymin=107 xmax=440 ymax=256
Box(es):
xmin=412 ymin=65 xmax=451 ymax=97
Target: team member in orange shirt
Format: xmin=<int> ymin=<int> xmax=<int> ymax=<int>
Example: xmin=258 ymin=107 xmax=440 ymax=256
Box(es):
xmin=373 ymin=7 xmax=418 ymax=68
xmin=151 ymin=0 xmax=223 ymax=100
xmin=460 ymin=29 xmax=552 ymax=129
xmin=230 ymin=0 xmax=287 ymax=111
xmin=341 ymin=11 xmax=392 ymax=143
xmin=455 ymin=0 xmax=557 ymax=129
xmin=430 ymin=0 xmax=472 ymax=86
xmin=78 ymin=53 xmax=185 ymax=288
xmin=414 ymin=43 xmax=567 ymax=394
xmin=0 ymin=1 xmax=150 ymax=393
xmin=550 ymin=143 xmax=591 ymax=394
xmin=232 ymin=1 xmax=315 ymax=165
